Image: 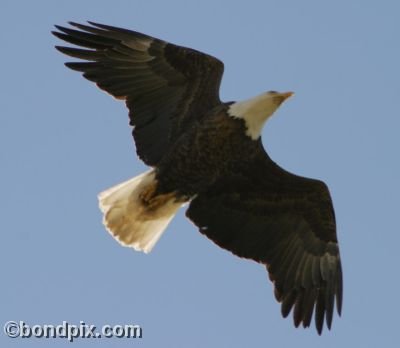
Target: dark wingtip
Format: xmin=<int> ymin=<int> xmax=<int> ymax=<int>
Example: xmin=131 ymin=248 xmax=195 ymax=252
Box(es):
xmin=51 ymin=30 xmax=67 ymax=41
xmin=68 ymin=21 xmax=96 ymax=31
xmin=336 ymin=264 xmax=343 ymax=316
xmin=68 ymin=21 xmax=80 ymax=28
xmin=87 ymin=21 xmax=107 ymax=29
xmin=53 ymin=24 xmax=68 ymax=33
xmin=64 ymin=62 xmax=76 ymax=70
xmin=316 ymin=312 xmax=324 ymax=335
xmin=54 ymin=45 xmax=66 ymax=53
xmin=64 ymin=62 xmax=89 ymax=72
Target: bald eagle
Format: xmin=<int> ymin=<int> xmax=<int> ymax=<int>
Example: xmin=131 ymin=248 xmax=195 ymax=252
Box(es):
xmin=53 ymin=22 xmax=342 ymax=334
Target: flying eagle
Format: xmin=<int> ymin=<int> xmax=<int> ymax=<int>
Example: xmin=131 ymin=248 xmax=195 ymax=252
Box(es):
xmin=53 ymin=22 xmax=342 ymax=334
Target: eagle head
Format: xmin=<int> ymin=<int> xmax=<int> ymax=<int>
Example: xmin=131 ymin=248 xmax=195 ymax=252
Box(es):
xmin=228 ymin=90 xmax=294 ymax=139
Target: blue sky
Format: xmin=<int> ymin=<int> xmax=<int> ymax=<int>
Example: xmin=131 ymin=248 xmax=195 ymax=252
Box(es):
xmin=2 ymin=0 xmax=399 ymax=347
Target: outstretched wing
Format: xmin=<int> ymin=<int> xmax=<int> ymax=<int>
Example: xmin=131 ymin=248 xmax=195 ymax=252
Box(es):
xmin=186 ymin=144 xmax=342 ymax=334
xmin=52 ymin=22 xmax=224 ymax=166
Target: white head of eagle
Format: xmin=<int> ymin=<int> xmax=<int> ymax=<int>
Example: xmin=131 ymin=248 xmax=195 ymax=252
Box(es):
xmin=228 ymin=91 xmax=294 ymax=140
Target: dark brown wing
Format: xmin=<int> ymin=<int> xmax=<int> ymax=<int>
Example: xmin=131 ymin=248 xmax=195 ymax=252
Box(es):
xmin=186 ymin=144 xmax=342 ymax=334
xmin=52 ymin=22 xmax=224 ymax=166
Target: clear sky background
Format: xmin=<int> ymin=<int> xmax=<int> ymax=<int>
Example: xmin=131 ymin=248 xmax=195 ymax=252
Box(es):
xmin=2 ymin=0 xmax=399 ymax=347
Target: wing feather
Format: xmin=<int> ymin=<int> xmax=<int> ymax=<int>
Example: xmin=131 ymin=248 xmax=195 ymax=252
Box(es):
xmin=53 ymin=21 xmax=224 ymax=166
xmin=186 ymin=148 xmax=342 ymax=334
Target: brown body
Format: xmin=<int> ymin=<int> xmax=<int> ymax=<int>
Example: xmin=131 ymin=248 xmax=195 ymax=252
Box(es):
xmin=155 ymin=104 xmax=254 ymax=197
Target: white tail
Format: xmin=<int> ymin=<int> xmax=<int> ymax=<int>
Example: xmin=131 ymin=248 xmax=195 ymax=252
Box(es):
xmin=98 ymin=170 xmax=184 ymax=253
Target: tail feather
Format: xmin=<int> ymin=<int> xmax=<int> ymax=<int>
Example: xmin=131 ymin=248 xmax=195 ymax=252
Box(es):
xmin=98 ymin=170 xmax=184 ymax=253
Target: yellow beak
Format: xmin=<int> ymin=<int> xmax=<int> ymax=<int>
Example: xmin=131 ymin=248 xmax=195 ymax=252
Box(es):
xmin=273 ymin=91 xmax=294 ymax=105
xmin=279 ymin=91 xmax=294 ymax=100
